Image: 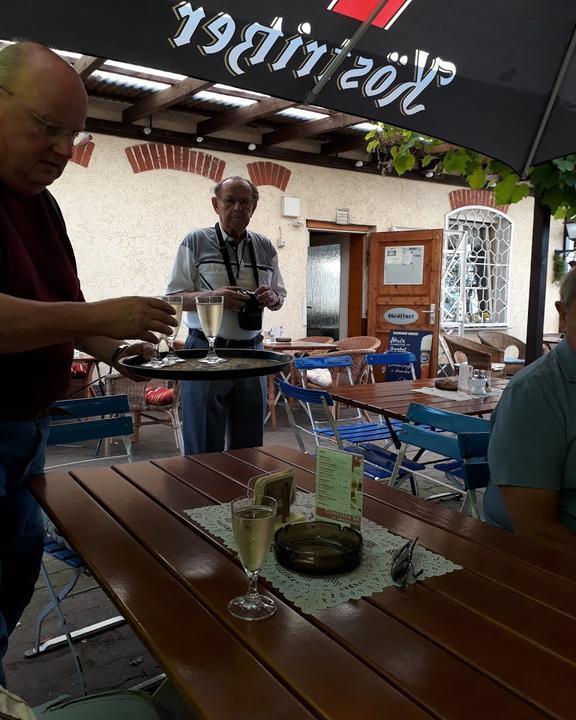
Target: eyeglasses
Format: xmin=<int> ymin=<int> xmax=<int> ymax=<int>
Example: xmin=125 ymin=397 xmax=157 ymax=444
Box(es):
xmin=0 ymin=85 xmax=92 ymax=147
xmin=220 ymin=197 xmax=253 ymax=208
xmin=390 ymin=537 xmax=423 ymax=587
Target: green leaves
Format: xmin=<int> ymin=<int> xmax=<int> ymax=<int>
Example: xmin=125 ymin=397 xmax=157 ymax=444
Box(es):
xmin=365 ymin=122 xmax=576 ymax=218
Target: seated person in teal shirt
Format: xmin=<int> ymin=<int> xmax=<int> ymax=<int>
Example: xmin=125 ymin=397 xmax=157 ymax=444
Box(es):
xmin=485 ymin=267 xmax=576 ymax=547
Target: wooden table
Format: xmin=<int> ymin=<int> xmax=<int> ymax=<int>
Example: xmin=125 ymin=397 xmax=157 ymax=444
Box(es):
xmin=263 ymin=341 xmax=338 ymax=430
xmin=331 ymin=377 xmax=508 ymax=423
xmin=31 ymin=445 xmax=576 ymax=719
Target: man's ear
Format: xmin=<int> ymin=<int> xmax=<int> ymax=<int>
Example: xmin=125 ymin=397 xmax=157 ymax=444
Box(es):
xmin=211 ymin=196 xmax=219 ymax=213
xmin=556 ymin=301 xmax=567 ymax=330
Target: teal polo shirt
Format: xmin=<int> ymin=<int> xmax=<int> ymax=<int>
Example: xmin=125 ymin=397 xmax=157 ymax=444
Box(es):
xmin=485 ymin=340 xmax=576 ymax=532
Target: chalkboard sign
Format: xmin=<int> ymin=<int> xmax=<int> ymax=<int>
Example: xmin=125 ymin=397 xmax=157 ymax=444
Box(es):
xmin=386 ymin=330 xmax=433 ymax=380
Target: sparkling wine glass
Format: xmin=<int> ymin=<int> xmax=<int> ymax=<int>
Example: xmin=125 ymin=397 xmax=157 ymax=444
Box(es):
xmin=228 ymin=494 xmax=277 ymax=621
xmin=161 ymin=295 xmax=185 ymax=364
xmin=197 ymin=296 xmax=227 ymax=365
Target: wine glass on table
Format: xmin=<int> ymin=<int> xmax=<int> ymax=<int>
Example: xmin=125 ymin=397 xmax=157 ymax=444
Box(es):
xmin=161 ymin=295 xmax=185 ymax=364
xmin=228 ymin=494 xmax=277 ymax=621
xmin=197 ymin=296 xmax=227 ymax=365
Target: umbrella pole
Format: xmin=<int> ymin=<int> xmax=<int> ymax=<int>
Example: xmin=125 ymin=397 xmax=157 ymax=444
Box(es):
xmin=525 ymin=199 xmax=551 ymax=363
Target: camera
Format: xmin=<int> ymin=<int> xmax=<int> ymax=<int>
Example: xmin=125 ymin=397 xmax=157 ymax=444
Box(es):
xmin=237 ymin=289 xmax=263 ymax=331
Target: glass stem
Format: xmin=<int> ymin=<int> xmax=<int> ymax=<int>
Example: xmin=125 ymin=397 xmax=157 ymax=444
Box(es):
xmin=245 ymin=571 xmax=260 ymax=602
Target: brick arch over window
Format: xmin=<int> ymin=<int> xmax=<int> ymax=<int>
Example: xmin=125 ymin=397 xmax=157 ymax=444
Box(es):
xmin=124 ymin=143 xmax=225 ymax=181
xmin=71 ymin=142 xmax=95 ymax=168
xmin=247 ymin=161 xmax=291 ymax=191
xmin=449 ymin=189 xmax=509 ymax=214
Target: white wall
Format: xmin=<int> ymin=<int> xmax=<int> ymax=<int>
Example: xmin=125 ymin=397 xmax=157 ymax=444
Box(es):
xmin=50 ymin=132 xmax=564 ymax=341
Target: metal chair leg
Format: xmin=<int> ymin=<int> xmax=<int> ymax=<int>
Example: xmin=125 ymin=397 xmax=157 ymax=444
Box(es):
xmin=33 ymin=562 xmax=87 ymax=695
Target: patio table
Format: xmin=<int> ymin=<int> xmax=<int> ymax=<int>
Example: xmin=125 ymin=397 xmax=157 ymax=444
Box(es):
xmin=331 ymin=377 xmax=508 ymax=440
xmin=30 ymin=444 xmax=576 ymax=720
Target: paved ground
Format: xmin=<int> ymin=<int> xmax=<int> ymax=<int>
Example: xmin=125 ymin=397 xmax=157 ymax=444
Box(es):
xmin=6 ymin=405 xmax=466 ymax=715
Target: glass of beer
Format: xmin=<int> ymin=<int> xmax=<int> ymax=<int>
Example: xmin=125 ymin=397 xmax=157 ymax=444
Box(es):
xmin=161 ymin=295 xmax=185 ymax=364
xmin=197 ymin=295 xmax=226 ymax=365
xmin=228 ymin=493 xmax=277 ymax=621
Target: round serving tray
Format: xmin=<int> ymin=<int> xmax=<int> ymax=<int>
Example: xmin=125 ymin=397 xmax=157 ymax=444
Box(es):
xmin=119 ymin=348 xmax=293 ymax=381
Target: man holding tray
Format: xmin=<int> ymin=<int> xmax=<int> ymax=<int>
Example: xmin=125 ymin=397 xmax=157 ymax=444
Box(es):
xmin=0 ymin=42 xmax=177 ymax=686
xmin=167 ymin=175 xmax=286 ymax=454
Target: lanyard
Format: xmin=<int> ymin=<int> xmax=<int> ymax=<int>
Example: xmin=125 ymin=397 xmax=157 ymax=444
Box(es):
xmin=215 ymin=223 xmax=259 ymax=288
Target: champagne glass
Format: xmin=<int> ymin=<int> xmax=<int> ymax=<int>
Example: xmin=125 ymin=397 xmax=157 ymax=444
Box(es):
xmin=229 ymin=494 xmax=277 ymax=621
xmin=197 ymin=296 xmax=227 ymax=365
xmin=161 ymin=295 xmax=185 ymax=364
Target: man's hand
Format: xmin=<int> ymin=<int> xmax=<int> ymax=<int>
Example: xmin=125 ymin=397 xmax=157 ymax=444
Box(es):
xmin=112 ymin=341 xmax=155 ymax=382
xmin=255 ymin=285 xmax=280 ymax=310
xmin=209 ymin=287 xmax=249 ymax=312
xmin=91 ymin=297 xmax=177 ymax=343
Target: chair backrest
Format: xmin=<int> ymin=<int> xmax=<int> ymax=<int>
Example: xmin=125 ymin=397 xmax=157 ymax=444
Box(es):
xmin=477 ymin=331 xmax=526 ymax=359
xmin=365 ymin=351 xmax=417 ymax=381
xmin=47 ymin=395 xmax=133 ymax=446
xmin=295 ymin=336 xmax=334 ymax=344
xmin=405 ymin=402 xmax=490 ymax=433
xmin=366 ymin=352 xmax=417 ymax=366
xmin=442 ymin=334 xmax=503 ymax=372
xmin=294 ymin=355 xmax=353 ymax=370
xmin=276 ymin=379 xmax=334 ymax=406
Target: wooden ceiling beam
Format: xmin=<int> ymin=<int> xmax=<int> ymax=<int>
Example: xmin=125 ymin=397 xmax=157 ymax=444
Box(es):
xmin=74 ymin=56 xmax=106 ymax=80
xmin=122 ymin=77 xmax=213 ymax=124
xmin=322 ymin=134 xmax=369 ymax=155
xmin=197 ymin=97 xmax=296 ymax=136
xmin=262 ymin=113 xmax=364 ymax=146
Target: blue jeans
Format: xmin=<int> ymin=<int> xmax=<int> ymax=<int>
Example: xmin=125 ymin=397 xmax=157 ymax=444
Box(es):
xmin=0 ymin=419 xmax=47 ymax=687
xmin=182 ymin=334 xmax=267 ymax=454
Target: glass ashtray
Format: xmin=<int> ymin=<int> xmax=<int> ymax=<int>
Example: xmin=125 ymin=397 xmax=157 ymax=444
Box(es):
xmin=273 ymin=520 xmax=363 ymax=575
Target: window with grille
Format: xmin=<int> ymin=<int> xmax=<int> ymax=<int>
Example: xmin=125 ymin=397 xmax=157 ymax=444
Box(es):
xmin=442 ymin=206 xmax=512 ymax=331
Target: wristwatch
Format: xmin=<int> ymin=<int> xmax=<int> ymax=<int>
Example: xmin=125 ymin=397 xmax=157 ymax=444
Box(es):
xmin=109 ymin=343 xmax=129 ymax=368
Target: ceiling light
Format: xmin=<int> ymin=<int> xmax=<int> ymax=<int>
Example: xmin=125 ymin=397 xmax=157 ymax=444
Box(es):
xmin=196 ymin=136 xmax=204 ymax=143
xmin=354 ymin=160 xmax=364 ymax=168
xmin=142 ymin=126 xmax=152 ymax=136
xmin=248 ymin=143 xmax=257 ymax=151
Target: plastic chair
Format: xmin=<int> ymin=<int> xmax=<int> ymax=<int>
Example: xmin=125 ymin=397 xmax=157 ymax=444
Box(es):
xmin=276 ymin=380 xmax=414 ymax=481
xmin=365 ymin=351 xmax=417 ymax=382
xmin=477 ymin=330 xmax=526 ymax=375
xmin=388 ymin=403 xmax=490 ymax=517
xmin=28 ymin=396 xmax=134 ymax=693
xmin=103 ymin=373 xmax=183 ymax=453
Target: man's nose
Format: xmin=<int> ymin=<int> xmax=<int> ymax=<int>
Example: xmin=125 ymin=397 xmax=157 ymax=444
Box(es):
xmin=52 ymin=132 xmax=75 ymax=159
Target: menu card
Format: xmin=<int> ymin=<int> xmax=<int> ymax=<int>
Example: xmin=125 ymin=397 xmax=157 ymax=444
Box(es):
xmin=315 ymin=447 xmax=363 ymax=530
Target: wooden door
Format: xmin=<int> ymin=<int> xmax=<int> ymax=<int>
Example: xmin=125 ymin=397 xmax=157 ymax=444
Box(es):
xmin=367 ymin=229 xmax=443 ymax=378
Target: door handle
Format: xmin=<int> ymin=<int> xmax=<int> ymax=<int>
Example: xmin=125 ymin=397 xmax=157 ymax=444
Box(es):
xmin=421 ymin=303 xmax=436 ymax=325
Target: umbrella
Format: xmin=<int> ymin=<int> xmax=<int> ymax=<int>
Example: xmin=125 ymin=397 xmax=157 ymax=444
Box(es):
xmin=2 ymin=0 xmax=575 ymax=175
xmin=2 ymin=0 xmax=575 ymax=357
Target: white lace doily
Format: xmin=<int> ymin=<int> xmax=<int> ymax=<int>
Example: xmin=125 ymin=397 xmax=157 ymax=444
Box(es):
xmin=184 ymin=492 xmax=461 ymax=614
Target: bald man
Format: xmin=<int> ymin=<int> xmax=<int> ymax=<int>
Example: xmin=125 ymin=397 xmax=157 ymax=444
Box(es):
xmin=0 ymin=42 xmax=177 ymax=684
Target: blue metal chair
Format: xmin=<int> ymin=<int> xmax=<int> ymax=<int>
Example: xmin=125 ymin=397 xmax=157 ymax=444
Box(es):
xmin=293 ymin=355 xmax=361 ymax=422
xmin=27 ymin=395 xmax=134 ymax=693
xmin=276 ymin=380 xmax=418 ymax=482
xmin=365 ymin=351 xmax=418 ymax=382
xmin=388 ymin=403 xmax=490 ymax=518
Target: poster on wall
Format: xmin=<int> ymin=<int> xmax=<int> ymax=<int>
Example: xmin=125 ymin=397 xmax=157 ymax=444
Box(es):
xmin=386 ymin=330 xmax=433 ymax=380
xmin=383 ymin=246 xmax=424 ymax=285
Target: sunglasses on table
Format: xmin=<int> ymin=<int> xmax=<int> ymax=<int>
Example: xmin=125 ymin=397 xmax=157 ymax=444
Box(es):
xmin=390 ymin=536 xmax=424 ymax=587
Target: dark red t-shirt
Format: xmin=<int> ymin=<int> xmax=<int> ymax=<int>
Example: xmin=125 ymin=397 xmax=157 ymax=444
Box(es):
xmin=0 ymin=184 xmax=84 ymax=412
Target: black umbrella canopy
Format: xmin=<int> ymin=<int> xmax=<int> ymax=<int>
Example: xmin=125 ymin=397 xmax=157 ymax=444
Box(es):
xmin=1 ymin=0 xmax=576 ymax=174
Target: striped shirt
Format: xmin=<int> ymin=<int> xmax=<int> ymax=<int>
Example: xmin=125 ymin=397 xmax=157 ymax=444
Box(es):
xmin=166 ymin=225 xmax=286 ymax=340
